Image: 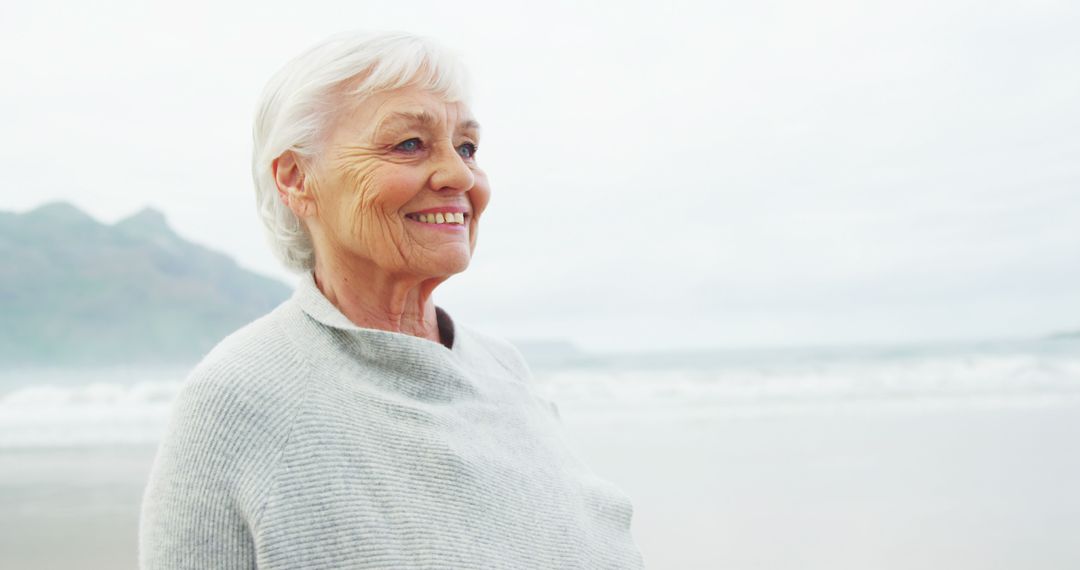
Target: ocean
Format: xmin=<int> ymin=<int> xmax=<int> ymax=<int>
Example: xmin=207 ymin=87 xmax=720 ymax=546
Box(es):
xmin=1 ymin=336 xmax=1078 ymax=568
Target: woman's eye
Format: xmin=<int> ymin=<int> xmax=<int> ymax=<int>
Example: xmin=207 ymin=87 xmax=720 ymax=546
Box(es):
xmin=395 ymin=138 xmax=422 ymax=152
xmin=457 ymin=142 xmax=477 ymax=159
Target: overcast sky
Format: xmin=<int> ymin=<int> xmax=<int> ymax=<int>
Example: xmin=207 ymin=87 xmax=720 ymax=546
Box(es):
xmin=2 ymin=0 xmax=1078 ymax=352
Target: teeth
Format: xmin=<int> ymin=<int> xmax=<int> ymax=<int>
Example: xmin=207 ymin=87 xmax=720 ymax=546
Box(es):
xmin=411 ymin=212 xmax=466 ymax=225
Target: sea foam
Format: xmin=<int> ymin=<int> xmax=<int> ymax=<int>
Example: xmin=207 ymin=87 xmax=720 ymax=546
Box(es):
xmin=2 ymin=340 xmax=1078 ymax=446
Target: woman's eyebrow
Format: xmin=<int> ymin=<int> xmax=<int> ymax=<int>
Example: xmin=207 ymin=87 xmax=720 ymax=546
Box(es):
xmin=373 ymin=111 xmax=437 ymax=135
xmin=374 ymin=111 xmax=481 ymax=134
xmin=460 ymin=119 xmax=481 ymax=133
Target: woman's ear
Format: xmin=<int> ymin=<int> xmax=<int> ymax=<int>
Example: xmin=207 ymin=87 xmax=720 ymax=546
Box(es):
xmin=273 ymin=151 xmax=317 ymax=219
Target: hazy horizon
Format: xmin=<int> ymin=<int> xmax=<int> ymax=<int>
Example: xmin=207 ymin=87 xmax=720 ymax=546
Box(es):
xmin=3 ymin=0 xmax=1078 ymax=352
xmin=5 ymin=199 xmax=1077 ymax=355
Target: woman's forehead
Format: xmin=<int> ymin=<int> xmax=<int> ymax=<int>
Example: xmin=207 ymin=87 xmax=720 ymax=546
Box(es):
xmin=324 ymin=88 xmax=478 ymax=145
xmin=356 ymin=88 xmax=474 ymax=129
xmin=373 ymin=109 xmax=480 ymax=134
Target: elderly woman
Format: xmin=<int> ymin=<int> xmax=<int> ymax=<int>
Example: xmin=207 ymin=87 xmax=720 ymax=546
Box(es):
xmin=138 ymin=31 xmax=644 ymax=569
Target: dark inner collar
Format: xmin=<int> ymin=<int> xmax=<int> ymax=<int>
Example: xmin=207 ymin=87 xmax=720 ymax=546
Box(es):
xmin=435 ymin=306 xmax=455 ymax=350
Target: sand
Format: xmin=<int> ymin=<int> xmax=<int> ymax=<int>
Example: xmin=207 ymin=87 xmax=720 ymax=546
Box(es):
xmin=0 ymin=445 xmax=157 ymax=570
xmin=564 ymin=402 xmax=1080 ymax=569
xmin=2 ymin=401 xmax=1079 ymax=569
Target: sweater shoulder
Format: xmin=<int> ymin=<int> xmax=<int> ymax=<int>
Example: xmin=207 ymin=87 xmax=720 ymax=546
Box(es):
xmin=165 ymin=303 xmax=311 ymax=470
xmin=146 ymin=304 xmax=311 ymax=521
xmin=192 ymin=302 xmax=301 ymax=385
xmin=457 ymin=323 xmax=563 ymax=422
xmin=456 ymin=322 xmax=534 ymax=382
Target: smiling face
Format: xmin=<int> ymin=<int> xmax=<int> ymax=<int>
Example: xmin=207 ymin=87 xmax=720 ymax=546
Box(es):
xmin=301 ymin=85 xmax=490 ymax=280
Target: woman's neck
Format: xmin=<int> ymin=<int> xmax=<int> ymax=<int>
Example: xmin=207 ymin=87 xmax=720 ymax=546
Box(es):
xmin=311 ymin=253 xmax=445 ymax=344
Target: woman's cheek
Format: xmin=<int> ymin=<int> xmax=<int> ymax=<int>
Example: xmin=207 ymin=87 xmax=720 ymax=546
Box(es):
xmin=347 ymin=177 xmax=382 ymax=241
xmin=470 ymin=171 xmax=492 ymax=219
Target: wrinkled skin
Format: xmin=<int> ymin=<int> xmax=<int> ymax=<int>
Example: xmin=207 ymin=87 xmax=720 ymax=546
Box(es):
xmin=274 ymin=85 xmax=491 ymax=342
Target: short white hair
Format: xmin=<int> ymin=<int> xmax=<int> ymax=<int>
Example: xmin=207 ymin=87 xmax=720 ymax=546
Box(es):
xmin=251 ymin=30 xmax=471 ymax=273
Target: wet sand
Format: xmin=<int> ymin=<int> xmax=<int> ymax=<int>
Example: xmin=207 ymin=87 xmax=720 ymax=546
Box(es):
xmin=2 ymin=402 xmax=1079 ymax=569
xmin=565 ymin=402 xmax=1080 ymax=570
xmin=0 ymin=445 xmax=157 ymax=570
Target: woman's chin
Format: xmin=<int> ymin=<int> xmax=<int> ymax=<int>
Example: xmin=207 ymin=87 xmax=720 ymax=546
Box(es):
xmin=412 ymin=255 xmax=470 ymax=279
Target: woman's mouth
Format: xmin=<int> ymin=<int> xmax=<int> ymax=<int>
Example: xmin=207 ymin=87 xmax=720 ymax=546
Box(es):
xmin=404 ymin=211 xmax=469 ymax=232
xmin=405 ymin=212 xmax=467 ymax=225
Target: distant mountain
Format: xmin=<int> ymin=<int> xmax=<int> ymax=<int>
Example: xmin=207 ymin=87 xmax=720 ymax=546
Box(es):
xmin=0 ymin=202 xmax=291 ymax=367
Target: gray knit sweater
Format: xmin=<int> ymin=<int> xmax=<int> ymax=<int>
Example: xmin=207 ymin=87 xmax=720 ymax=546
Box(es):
xmin=138 ymin=271 xmax=645 ymax=569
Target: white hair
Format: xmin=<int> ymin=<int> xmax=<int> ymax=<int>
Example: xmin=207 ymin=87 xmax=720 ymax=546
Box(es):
xmin=251 ymin=30 xmax=471 ymax=273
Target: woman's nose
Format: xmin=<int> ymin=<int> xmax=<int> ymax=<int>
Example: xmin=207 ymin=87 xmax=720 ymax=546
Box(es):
xmin=429 ymin=144 xmax=475 ymax=193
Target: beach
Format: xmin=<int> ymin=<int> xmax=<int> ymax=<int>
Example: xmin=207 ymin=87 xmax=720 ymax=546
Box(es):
xmin=0 ymin=444 xmax=156 ymax=569
xmin=2 ymin=397 xmax=1079 ymax=569
xmin=568 ymin=401 xmax=1080 ymax=569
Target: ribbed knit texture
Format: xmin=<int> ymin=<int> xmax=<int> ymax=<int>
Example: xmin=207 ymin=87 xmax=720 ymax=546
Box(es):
xmin=138 ymin=271 xmax=645 ymax=569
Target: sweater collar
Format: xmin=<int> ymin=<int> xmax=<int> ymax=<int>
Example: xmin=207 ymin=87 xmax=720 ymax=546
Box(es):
xmin=292 ymin=270 xmax=456 ymax=351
